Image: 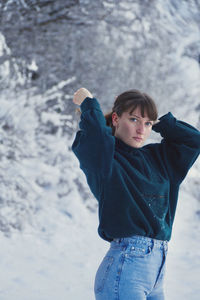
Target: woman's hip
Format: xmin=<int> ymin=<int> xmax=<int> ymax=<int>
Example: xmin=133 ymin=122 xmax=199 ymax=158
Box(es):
xmin=94 ymin=234 xmax=168 ymax=299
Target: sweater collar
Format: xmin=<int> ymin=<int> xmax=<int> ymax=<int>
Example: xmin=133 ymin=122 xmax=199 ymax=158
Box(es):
xmin=115 ymin=136 xmax=141 ymax=153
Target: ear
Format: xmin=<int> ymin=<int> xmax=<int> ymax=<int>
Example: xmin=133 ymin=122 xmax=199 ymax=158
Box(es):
xmin=112 ymin=112 xmax=119 ymax=127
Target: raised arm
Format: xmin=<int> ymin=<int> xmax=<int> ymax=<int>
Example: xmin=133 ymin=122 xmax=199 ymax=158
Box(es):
xmin=152 ymin=112 xmax=200 ymax=184
xmin=71 ymin=88 xmax=115 ymax=178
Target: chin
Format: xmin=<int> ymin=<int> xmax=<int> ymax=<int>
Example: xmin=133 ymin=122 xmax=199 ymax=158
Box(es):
xmin=131 ymin=141 xmax=144 ymax=148
xmin=132 ymin=144 xmax=142 ymax=148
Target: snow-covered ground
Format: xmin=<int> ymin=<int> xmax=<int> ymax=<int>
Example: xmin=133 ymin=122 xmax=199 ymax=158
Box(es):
xmin=0 ymin=166 xmax=199 ymax=300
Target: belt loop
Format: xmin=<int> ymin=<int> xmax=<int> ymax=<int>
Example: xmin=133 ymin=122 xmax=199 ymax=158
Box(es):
xmin=166 ymin=242 xmax=168 ymax=252
xmin=114 ymin=238 xmax=122 ymax=244
xmin=119 ymin=238 xmax=123 ymax=243
xmin=164 ymin=241 xmax=168 ymax=251
xmin=151 ymin=238 xmax=155 ymax=250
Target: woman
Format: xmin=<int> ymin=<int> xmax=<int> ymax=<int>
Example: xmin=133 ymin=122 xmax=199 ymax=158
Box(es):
xmin=71 ymin=87 xmax=200 ymax=299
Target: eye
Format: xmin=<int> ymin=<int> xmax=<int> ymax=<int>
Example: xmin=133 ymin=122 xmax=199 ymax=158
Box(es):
xmin=130 ymin=118 xmax=137 ymax=122
xmin=146 ymin=122 xmax=153 ymax=126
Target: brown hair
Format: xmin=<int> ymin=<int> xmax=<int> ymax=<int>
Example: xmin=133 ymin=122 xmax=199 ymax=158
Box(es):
xmin=104 ymin=89 xmax=158 ymax=135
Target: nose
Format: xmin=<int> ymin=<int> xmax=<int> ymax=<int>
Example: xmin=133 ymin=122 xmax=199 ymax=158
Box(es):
xmin=136 ymin=122 xmax=145 ymax=134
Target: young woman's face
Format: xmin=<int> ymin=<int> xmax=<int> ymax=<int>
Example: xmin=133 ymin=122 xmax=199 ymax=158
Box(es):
xmin=112 ymin=106 xmax=154 ymax=148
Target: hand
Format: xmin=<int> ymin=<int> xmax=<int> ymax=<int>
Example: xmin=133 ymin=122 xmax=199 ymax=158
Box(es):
xmin=73 ymin=87 xmax=93 ymax=106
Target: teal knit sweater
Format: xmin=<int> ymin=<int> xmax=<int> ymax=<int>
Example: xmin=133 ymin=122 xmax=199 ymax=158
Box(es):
xmin=71 ymin=97 xmax=200 ymax=242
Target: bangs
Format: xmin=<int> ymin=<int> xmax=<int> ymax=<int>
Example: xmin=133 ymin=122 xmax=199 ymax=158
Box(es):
xmin=123 ymin=98 xmax=157 ymax=121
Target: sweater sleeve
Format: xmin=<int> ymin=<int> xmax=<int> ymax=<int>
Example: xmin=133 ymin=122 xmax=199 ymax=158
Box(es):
xmin=71 ymin=97 xmax=115 ymax=178
xmin=152 ymin=112 xmax=200 ymax=184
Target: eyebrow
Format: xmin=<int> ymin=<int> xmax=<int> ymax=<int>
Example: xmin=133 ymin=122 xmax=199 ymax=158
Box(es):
xmin=129 ymin=114 xmax=152 ymax=121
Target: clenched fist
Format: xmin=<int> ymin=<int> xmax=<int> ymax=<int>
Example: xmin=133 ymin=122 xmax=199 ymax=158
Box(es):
xmin=73 ymin=88 xmax=93 ymax=106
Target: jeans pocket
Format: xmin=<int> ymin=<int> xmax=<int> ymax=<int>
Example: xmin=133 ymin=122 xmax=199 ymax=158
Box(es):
xmin=125 ymin=243 xmax=153 ymax=259
xmin=94 ymin=256 xmax=114 ymax=294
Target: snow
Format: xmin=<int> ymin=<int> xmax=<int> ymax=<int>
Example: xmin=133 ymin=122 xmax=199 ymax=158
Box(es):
xmin=165 ymin=188 xmax=200 ymax=300
xmin=0 ymin=1 xmax=200 ymax=299
xmin=0 ymin=194 xmax=103 ymax=300
xmin=27 ymin=60 xmax=38 ymax=72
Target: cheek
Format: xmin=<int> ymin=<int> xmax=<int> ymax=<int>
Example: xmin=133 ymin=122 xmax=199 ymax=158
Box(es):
xmin=122 ymin=122 xmax=135 ymax=135
xmin=120 ymin=121 xmax=131 ymax=130
xmin=145 ymin=129 xmax=152 ymax=138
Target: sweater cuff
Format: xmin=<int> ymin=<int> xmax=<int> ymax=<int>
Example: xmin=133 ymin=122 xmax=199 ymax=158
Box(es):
xmin=152 ymin=112 xmax=176 ymax=137
xmin=80 ymin=97 xmax=102 ymax=113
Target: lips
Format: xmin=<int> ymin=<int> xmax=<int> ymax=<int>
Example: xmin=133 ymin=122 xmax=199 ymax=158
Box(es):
xmin=133 ymin=137 xmax=143 ymax=141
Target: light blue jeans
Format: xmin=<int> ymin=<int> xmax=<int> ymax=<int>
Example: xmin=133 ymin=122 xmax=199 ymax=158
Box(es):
xmin=94 ymin=235 xmax=168 ymax=300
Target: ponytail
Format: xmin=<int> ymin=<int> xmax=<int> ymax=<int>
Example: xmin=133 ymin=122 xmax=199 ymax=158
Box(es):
xmin=104 ymin=111 xmax=113 ymax=127
xmin=104 ymin=111 xmax=115 ymax=135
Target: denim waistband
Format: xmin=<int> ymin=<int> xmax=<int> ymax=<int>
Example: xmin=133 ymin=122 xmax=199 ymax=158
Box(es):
xmin=113 ymin=234 xmax=168 ymax=251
